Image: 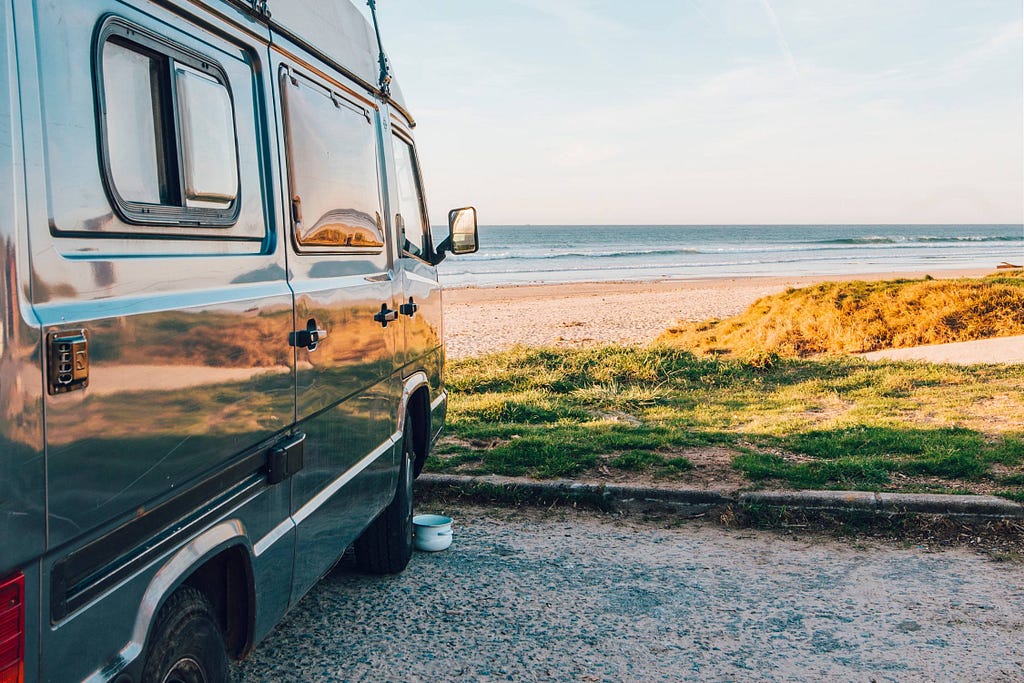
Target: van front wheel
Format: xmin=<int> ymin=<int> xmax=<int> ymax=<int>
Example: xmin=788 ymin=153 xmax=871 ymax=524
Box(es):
xmin=141 ymin=587 xmax=228 ymax=683
xmin=354 ymin=412 xmax=415 ymax=574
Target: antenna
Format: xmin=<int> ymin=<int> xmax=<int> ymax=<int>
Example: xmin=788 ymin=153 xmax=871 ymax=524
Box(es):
xmin=366 ymin=0 xmax=392 ymax=97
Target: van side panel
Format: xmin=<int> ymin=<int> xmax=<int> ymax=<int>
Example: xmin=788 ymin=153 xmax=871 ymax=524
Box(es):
xmin=28 ymin=0 xmax=294 ymax=545
xmin=1 ymin=0 xmax=44 ymax=680
xmin=12 ymin=0 xmax=296 ymax=678
xmin=0 ymin=0 xmax=44 ymax=575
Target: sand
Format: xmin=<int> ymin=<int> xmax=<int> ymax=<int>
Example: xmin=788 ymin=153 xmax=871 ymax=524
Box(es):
xmin=442 ymin=268 xmax=993 ymax=359
xmin=861 ymin=335 xmax=1024 ymax=365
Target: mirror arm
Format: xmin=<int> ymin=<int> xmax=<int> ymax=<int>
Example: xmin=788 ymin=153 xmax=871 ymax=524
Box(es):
xmin=431 ymin=236 xmax=452 ymax=265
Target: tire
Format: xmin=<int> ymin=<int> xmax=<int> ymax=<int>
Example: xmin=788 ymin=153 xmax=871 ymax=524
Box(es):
xmin=354 ymin=411 xmax=415 ymax=574
xmin=141 ymin=587 xmax=228 ymax=683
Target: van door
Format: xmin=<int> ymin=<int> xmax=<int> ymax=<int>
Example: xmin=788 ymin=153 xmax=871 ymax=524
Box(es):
xmin=274 ymin=61 xmax=401 ymax=598
xmin=388 ymin=122 xmax=446 ymax=425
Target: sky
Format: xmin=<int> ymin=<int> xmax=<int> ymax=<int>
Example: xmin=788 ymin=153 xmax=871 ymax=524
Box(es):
xmin=362 ymin=1 xmax=1023 ymax=226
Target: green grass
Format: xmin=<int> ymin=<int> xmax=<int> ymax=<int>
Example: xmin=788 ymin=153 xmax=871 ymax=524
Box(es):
xmin=430 ymin=344 xmax=1024 ymax=497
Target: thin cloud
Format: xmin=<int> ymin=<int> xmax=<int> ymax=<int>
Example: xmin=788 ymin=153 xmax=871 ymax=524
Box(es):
xmin=948 ymin=19 xmax=1024 ymax=75
xmin=757 ymin=0 xmax=800 ymax=79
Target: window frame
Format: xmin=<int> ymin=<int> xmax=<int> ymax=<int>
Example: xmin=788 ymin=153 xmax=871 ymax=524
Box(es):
xmin=280 ymin=66 xmax=388 ymax=256
xmin=93 ymin=17 xmax=241 ymax=228
xmin=391 ymin=125 xmax=434 ymax=263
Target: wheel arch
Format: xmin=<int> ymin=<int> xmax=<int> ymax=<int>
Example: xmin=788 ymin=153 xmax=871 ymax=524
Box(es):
xmin=181 ymin=543 xmax=255 ymax=659
xmin=400 ymin=372 xmax=432 ymax=476
xmin=131 ymin=522 xmax=256 ymax=667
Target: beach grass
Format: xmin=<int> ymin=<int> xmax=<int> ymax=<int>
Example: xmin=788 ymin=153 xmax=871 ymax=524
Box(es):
xmin=657 ymin=273 xmax=1024 ymax=358
xmin=430 ymin=345 xmax=1024 ymax=497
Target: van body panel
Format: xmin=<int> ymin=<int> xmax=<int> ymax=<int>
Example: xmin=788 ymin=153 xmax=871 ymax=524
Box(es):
xmin=269 ymin=35 xmax=402 ymax=601
xmin=20 ymin=0 xmax=295 ymax=549
xmin=398 ymin=263 xmax=445 ymax=378
xmin=1 ymin=2 xmax=44 ymax=680
xmin=32 ymin=0 xmax=270 ymax=244
xmin=0 ymin=0 xmax=45 ymax=574
xmin=41 ymin=482 xmax=291 ymax=682
xmin=266 ymin=0 xmax=408 ymax=111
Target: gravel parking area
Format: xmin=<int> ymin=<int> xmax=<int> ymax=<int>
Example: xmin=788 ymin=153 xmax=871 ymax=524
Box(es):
xmin=235 ymin=506 xmax=1024 ymax=682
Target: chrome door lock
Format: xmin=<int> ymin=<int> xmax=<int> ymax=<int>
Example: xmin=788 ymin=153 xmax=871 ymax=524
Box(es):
xmin=48 ymin=330 xmax=89 ymax=394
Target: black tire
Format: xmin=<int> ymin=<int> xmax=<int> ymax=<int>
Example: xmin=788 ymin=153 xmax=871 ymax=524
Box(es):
xmin=141 ymin=587 xmax=228 ymax=683
xmin=354 ymin=411 xmax=415 ymax=574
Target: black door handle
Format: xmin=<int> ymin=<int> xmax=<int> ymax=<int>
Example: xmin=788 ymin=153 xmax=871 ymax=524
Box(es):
xmin=289 ymin=318 xmax=327 ymax=351
xmin=374 ymin=303 xmax=399 ymax=328
xmin=399 ymin=297 xmax=418 ymax=317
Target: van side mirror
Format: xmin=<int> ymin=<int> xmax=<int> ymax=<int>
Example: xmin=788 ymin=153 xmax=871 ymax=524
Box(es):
xmin=432 ymin=206 xmax=478 ymax=263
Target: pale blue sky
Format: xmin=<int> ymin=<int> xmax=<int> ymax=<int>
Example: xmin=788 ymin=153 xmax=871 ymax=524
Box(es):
xmin=364 ymin=1 xmax=1023 ymax=225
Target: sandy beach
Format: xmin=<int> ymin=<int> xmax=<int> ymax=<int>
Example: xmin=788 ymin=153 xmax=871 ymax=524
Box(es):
xmin=442 ymin=268 xmax=995 ymax=359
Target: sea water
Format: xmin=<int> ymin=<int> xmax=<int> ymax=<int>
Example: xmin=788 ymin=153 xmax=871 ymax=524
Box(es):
xmin=437 ymin=224 xmax=1024 ymax=288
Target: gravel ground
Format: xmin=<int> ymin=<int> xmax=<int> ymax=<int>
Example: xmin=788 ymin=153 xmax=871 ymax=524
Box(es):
xmin=234 ymin=506 xmax=1024 ymax=682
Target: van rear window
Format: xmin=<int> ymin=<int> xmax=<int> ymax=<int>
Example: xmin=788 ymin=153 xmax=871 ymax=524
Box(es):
xmin=96 ymin=21 xmax=239 ymax=226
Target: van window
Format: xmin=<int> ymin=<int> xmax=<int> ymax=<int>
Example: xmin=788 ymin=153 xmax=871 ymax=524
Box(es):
xmin=102 ymin=42 xmax=170 ymax=205
xmin=282 ymin=71 xmax=384 ymax=252
xmin=392 ymin=135 xmax=428 ymax=258
xmin=96 ymin=22 xmax=239 ymax=225
xmin=176 ymin=66 xmax=239 ymax=208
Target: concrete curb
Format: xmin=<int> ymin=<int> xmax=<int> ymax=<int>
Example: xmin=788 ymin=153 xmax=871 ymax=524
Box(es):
xmin=418 ymin=473 xmax=1024 ymax=521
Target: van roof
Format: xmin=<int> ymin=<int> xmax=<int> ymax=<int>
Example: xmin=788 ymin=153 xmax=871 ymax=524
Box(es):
xmin=221 ymin=0 xmax=412 ymax=122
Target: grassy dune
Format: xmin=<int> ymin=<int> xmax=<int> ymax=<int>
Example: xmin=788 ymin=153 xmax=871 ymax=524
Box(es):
xmin=658 ymin=272 xmax=1024 ymax=358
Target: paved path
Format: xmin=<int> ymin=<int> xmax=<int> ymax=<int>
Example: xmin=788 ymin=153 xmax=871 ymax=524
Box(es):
xmin=861 ymin=335 xmax=1024 ymax=365
xmin=235 ymin=506 xmax=1023 ymax=682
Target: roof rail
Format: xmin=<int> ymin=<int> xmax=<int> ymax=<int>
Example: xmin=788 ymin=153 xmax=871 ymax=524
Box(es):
xmin=229 ymin=0 xmax=271 ymax=20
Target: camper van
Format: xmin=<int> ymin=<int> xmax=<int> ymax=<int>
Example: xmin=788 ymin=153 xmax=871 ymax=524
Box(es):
xmin=0 ymin=0 xmax=476 ymax=680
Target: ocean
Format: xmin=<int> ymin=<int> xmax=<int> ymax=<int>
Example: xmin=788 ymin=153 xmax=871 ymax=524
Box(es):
xmin=436 ymin=224 xmax=1024 ymax=288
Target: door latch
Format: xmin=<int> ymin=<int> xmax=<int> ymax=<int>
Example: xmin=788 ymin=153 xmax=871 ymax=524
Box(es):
xmin=374 ymin=303 xmax=399 ymax=328
xmin=289 ymin=318 xmax=327 ymax=351
xmin=268 ymin=433 xmax=305 ymax=485
xmin=47 ymin=330 xmax=89 ymax=394
xmin=399 ymin=297 xmax=418 ymax=317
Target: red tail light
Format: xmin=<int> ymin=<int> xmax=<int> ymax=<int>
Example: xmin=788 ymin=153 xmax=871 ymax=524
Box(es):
xmin=0 ymin=572 xmax=24 ymax=683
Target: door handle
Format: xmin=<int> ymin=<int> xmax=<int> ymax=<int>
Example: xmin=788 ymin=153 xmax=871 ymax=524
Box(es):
xmin=289 ymin=318 xmax=327 ymax=351
xmin=399 ymin=297 xmax=418 ymax=317
xmin=374 ymin=303 xmax=399 ymax=328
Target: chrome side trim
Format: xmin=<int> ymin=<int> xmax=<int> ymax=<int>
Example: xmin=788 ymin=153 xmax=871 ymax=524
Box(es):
xmin=291 ymin=433 xmax=399 ymax=526
xmin=84 ymin=521 xmax=248 ymax=682
xmin=430 ymin=390 xmax=447 ymax=413
xmin=253 ymin=517 xmax=293 ymax=557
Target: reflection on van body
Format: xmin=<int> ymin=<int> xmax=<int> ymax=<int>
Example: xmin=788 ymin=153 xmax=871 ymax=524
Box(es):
xmin=0 ymin=0 xmax=477 ymax=681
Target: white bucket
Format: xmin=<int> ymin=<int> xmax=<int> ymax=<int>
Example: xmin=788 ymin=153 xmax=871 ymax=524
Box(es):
xmin=413 ymin=514 xmax=453 ymax=552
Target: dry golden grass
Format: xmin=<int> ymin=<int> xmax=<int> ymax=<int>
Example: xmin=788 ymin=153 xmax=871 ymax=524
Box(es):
xmin=658 ymin=273 xmax=1024 ymax=357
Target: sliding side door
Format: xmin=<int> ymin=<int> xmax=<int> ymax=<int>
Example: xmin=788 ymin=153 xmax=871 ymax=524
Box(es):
xmin=275 ymin=57 xmax=401 ymax=599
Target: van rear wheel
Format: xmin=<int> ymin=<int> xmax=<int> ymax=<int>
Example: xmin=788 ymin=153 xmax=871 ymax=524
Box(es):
xmin=141 ymin=587 xmax=228 ymax=683
xmin=354 ymin=412 xmax=415 ymax=574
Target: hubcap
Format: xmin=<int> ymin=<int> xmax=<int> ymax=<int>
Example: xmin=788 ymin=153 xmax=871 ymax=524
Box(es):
xmin=161 ymin=657 xmax=207 ymax=683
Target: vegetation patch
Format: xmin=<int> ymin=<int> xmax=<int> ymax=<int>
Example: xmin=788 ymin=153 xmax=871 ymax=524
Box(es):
xmin=431 ymin=345 xmax=1024 ymax=498
xmin=657 ymin=274 xmax=1024 ymax=357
